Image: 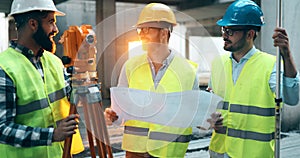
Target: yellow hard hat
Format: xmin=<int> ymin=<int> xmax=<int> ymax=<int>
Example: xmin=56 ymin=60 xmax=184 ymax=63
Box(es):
xmin=9 ymin=0 xmax=65 ymax=16
xmin=136 ymin=3 xmax=176 ymax=27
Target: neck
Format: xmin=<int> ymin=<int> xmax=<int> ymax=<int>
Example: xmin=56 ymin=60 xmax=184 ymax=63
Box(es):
xmin=17 ymin=30 xmax=42 ymax=56
xmin=147 ymin=44 xmax=170 ymax=64
xmin=232 ymin=43 xmax=253 ymax=62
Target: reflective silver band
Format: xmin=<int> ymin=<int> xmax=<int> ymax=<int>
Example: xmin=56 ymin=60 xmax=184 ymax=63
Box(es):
xmin=124 ymin=126 xmax=149 ymax=136
xmin=48 ymin=88 xmax=66 ymax=103
xmin=217 ymin=101 xmax=229 ymax=110
xmin=230 ymin=104 xmax=275 ymax=116
xmin=218 ymin=102 xmax=275 ymax=116
xmin=124 ymin=126 xmax=191 ymax=143
xmin=17 ymin=98 xmax=49 ymax=114
xmin=228 ymin=128 xmax=274 ymax=142
xmin=17 ymin=88 xmax=66 ymax=114
xmin=149 ymin=132 xmax=191 ymax=143
xmin=215 ymin=126 xmax=274 ymax=142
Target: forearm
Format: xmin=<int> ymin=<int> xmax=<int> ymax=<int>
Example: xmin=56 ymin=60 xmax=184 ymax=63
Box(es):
xmin=270 ymin=64 xmax=299 ymax=105
xmin=282 ymin=74 xmax=300 ymax=105
xmin=0 ymin=122 xmax=54 ymax=147
xmin=282 ymin=54 xmax=298 ymax=78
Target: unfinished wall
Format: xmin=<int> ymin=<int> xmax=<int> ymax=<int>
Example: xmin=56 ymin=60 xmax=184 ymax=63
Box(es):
xmin=261 ymin=0 xmax=300 ymax=131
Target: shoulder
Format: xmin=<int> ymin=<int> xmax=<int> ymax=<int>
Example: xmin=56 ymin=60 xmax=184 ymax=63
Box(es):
xmin=125 ymin=54 xmax=148 ymax=68
xmin=254 ymin=51 xmax=276 ymax=62
xmin=43 ymin=51 xmax=63 ymax=63
xmin=0 ymin=48 xmax=15 ymax=57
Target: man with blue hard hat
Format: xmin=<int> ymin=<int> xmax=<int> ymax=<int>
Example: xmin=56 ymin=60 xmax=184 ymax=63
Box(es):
xmin=207 ymin=0 xmax=299 ymax=158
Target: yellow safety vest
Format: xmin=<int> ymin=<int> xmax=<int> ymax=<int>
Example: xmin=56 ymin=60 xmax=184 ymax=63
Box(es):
xmin=209 ymin=51 xmax=276 ymax=158
xmin=122 ymin=53 xmax=198 ymax=157
xmin=0 ymin=48 xmax=84 ymax=158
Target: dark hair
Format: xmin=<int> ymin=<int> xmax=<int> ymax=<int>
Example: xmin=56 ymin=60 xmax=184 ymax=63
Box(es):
xmin=13 ymin=11 xmax=50 ymax=29
xmin=243 ymin=25 xmax=261 ymax=32
xmin=242 ymin=25 xmax=261 ymax=40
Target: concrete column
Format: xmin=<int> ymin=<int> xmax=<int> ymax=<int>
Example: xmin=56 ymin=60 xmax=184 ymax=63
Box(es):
xmin=96 ymin=0 xmax=116 ymax=99
xmin=0 ymin=13 xmax=9 ymax=51
xmin=185 ymin=29 xmax=190 ymax=59
xmin=261 ymin=0 xmax=300 ymax=131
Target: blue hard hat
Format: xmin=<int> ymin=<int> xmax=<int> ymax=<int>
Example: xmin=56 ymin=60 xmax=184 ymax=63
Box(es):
xmin=217 ymin=0 xmax=264 ymax=26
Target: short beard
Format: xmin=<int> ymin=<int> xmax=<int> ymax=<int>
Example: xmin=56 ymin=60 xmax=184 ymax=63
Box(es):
xmin=33 ymin=24 xmax=55 ymax=53
xmin=224 ymin=34 xmax=247 ymax=52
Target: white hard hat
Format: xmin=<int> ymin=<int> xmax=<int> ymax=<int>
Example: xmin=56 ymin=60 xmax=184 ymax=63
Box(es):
xmin=9 ymin=0 xmax=65 ymax=16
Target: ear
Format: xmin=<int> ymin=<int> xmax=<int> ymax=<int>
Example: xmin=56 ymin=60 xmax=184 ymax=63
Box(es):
xmin=28 ymin=19 xmax=39 ymax=33
xmin=160 ymin=29 xmax=168 ymax=41
xmin=247 ymin=30 xmax=256 ymax=40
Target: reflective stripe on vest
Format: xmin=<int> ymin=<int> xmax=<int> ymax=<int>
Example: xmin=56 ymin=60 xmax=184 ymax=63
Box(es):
xmin=217 ymin=101 xmax=229 ymax=110
xmin=227 ymin=128 xmax=274 ymax=142
xmin=149 ymin=131 xmax=191 ymax=143
xmin=122 ymin=53 xmax=197 ymax=157
xmin=48 ymin=88 xmax=67 ymax=103
xmin=17 ymin=88 xmax=66 ymax=115
xmin=209 ymin=51 xmax=276 ymax=158
xmin=17 ymin=98 xmax=49 ymax=115
xmin=230 ymin=104 xmax=275 ymax=116
xmin=124 ymin=126 xmax=149 ymax=136
xmin=125 ymin=126 xmax=191 ymax=143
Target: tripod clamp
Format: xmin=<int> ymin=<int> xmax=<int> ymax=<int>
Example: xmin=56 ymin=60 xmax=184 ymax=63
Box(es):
xmin=70 ymin=83 xmax=102 ymax=105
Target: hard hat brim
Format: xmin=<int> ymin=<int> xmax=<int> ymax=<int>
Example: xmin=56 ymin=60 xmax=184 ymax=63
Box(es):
xmin=8 ymin=10 xmax=65 ymax=17
xmin=54 ymin=10 xmax=65 ymax=16
xmin=216 ymin=19 xmax=265 ymax=27
xmin=134 ymin=21 xmax=174 ymax=29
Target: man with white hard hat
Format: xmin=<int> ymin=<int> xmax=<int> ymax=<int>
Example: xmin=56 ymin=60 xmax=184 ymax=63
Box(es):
xmin=0 ymin=0 xmax=84 ymax=157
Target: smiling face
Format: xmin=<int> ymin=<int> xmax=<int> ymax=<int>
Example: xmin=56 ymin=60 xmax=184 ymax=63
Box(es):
xmin=32 ymin=12 xmax=58 ymax=53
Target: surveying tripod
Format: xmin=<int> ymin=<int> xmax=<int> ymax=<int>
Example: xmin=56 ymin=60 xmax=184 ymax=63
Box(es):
xmin=60 ymin=25 xmax=113 ymax=158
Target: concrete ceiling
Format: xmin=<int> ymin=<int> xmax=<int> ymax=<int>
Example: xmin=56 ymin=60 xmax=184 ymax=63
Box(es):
xmin=0 ymin=0 xmax=183 ymax=15
xmin=0 ymin=0 xmax=233 ymax=36
xmin=1 ymin=0 xmax=226 ymax=16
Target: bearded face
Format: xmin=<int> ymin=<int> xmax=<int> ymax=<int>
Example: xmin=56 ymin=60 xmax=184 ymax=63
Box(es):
xmin=33 ymin=22 xmax=56 ymax=53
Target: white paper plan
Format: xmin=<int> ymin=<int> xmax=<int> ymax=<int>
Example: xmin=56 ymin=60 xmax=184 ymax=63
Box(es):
xmin=110 ymin=87 xmax=223 ymax=130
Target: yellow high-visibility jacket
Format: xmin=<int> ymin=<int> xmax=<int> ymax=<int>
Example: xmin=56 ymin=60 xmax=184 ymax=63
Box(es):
xmin=0 ymin=48 xmax=84 ymax=158
xmin=122 ymin=53 xmax=198 ymax=157
xmin=209 ymin=51 xmax=276 ymax=158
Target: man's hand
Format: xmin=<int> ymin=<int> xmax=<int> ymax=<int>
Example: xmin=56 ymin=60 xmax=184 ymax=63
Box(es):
xmin=272 ymin=27 xmax=297 ymax=78
xmin=104 ymin=108 xmax=118 ymax=125
xmin=206 ymin=112 xmax=223 ymax=131
xmin=272 ymin=27 xmax=291 ymax=58
xmin=52 ymin=114 xmax=79 ymax=142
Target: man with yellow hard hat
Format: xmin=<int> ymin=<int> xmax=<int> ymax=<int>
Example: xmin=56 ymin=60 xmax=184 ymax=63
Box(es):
xmin=105 ymin=2 xmax=203 ymax=158
xmin=0 ymin=0 xmax=84 ymax=157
